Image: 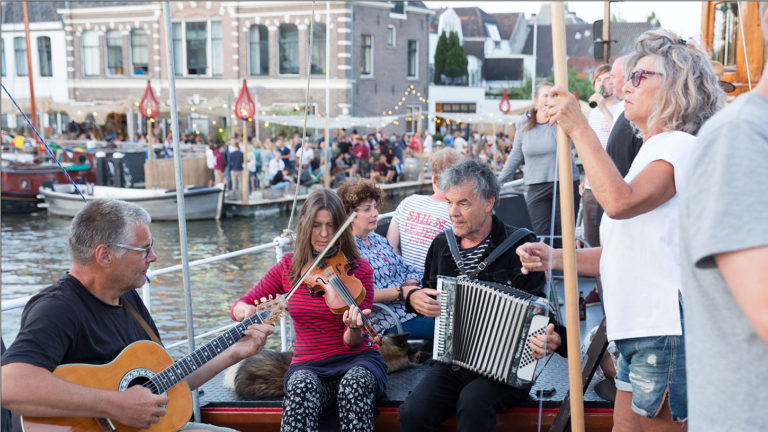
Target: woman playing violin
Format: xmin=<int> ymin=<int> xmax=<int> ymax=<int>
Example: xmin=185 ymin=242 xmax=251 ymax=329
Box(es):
xmin=231 ymin=189 xmax=387 ymax=432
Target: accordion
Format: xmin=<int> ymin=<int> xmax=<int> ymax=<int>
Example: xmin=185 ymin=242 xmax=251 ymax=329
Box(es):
xmin=433 ymin=276 xmax=550 ymax=387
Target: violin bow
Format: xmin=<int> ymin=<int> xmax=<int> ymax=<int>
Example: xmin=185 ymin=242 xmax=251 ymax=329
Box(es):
xmin=285 ymin=211 xmax=358 ymax=300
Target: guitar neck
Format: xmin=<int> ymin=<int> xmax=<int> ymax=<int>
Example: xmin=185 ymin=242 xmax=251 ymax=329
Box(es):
xmin=148 ymin=313 xmax=264 ymax=394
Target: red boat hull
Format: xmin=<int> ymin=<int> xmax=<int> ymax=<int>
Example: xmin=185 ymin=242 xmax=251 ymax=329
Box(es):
xmin=1 ymin=163 xmax=94 ymax=213
xmin=201 ymin=406 xmax=614 ymax=432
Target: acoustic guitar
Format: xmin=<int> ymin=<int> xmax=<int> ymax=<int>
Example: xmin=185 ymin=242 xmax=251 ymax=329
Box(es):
xmin=21 ymin=295 xmax=287 ymax=432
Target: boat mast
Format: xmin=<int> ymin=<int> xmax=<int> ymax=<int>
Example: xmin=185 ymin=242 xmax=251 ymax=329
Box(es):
xmin=551 ymin=3 xmax=585 ymax=431
xmin=162 ymin=0 xmax=201 ymax=422
xmin=22 ymin=1 xmax=38 ymax=146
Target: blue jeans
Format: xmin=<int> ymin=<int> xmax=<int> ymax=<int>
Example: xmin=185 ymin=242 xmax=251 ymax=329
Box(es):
xmin=383 ymin=315 xmax=434 ymax=340
xmin=614 ymin=304 xmax=687 ymax=422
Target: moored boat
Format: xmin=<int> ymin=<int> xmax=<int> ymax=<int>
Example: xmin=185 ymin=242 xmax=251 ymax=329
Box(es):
xmin=39 ymin=183 xmax=224 ymax=221
xmin=1 ymin=160 xmax=95 ymax=214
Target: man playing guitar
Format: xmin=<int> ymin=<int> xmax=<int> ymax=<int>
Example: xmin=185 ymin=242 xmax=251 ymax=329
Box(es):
xmin=1 ymin=200 xmax=273 ymax=431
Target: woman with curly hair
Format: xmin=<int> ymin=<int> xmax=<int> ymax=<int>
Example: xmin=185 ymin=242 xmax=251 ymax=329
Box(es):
xmin=517 ymin=29 xmax=724 ymax=431
xmin=336 ymin=178 xmax=433 ymax=339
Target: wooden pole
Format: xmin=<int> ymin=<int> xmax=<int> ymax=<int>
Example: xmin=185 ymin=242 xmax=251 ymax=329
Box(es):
xmin=241 ymin=121 xmax=249 ymax=203
xmin=22 ymin=1 xmax=38 ymax=146
xmin=550 ymin=3 xmax=585 ymax=432
xmin=603 ymin=1 xmax=611 ymax=62
xmin=324 ymin=1 xmax=331 ymax=190
xmin=147 ymin=119 xmax=154 ymax=162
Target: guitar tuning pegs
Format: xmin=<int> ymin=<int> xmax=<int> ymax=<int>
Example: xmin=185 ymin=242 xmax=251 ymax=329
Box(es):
xmin=268 ymin=294 xmax=273 ymax=300
xmin=260 ymin=297 xmax=267 ymax=304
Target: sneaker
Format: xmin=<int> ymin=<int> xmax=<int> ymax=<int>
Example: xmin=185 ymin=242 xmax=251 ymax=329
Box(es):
xmin=584 ymin=288 xmax=601 ymax=306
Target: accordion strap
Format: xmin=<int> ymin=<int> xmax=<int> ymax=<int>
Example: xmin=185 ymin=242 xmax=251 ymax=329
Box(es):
xmin=446 ymin=227 xmax=535 ymax=279
xmin=444 ymin=229 xmax=468 ymax=277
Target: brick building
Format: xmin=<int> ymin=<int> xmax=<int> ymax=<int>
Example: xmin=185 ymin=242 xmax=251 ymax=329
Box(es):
xmin=2 ymin=1 xmax=432 ymax=138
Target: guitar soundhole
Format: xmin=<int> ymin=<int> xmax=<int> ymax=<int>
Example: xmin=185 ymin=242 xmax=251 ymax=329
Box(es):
xmin=119 ymin=367 xmax=157 ymax=393
xmin=129 ymin=376 xmax=151 ymax=388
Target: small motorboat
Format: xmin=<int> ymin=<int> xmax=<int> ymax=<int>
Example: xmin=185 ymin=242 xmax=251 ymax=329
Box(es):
xmin=39 ymin=183 xmax=225 ymax=221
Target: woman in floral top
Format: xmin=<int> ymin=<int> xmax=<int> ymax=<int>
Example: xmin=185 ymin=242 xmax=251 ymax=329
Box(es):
xmin=337 ymin=178 xmax=434 ymax=339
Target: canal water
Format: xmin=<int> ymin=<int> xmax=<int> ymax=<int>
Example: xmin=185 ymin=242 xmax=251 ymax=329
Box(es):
xmin=1 ymin=197 xmax=402 ymax=358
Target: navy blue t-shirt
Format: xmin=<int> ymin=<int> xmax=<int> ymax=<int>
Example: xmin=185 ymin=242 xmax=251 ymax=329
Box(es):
xmin=2 ymin=274 xmax=160 ymax=371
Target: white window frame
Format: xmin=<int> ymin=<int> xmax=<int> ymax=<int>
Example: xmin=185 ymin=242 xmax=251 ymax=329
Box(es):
xmin=104 ymin=30 xmax=124 ymax=76
xmin=170 ymin=19 xmax=222 ymax=78
xmin=37 ymin=36 xmax=53 ymax=77
xmin=248 ymin=24 xmax=269 ymax=76
xmin=309 ymin=22 xmax=326 ymax=75
xmin=360 ymin=34 xmax=373 ymax=77
xmin=387 ymin=25 xmax=396 ymax=47
xmin=278 ymin=23 xmax=300 ymax=76
xmin=407 ymin=39 xmax=418 ymax=79
xmin=406 ymin=105 xmax=421 ymax=134
xmin=129 ymin=28 xmax=149 ymax=77
xmin=1 ymin=38 xmax=5 ymax=77
xmin=80 ymin=31 xmax=100 ymax=77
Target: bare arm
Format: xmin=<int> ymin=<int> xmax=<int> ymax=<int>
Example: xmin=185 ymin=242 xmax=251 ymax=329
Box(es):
xmin=714 ymin=246 xmax=768 ymax=344
xmin=570 ymin=125 xmax=676 ymax=219
xmin=386 ymin=219 xmax=401 ymax=254
xmin=517 ymin=242 xmax=603 ymax=277
xmin=1 ymin=363 xmax=167 ymax=429
xmin=548 ymin=87 xmax=677 ymax=220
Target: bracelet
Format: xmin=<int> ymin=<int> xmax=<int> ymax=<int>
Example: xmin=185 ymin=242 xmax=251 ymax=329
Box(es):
xmin=395 ymin=285 xmax=404 ymax=302
xmin=347 ymin=325 xmax=361 ymax=330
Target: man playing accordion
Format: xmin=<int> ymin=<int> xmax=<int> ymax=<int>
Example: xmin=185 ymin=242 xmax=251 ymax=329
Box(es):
xmin=399 ymin=159 xmax=567 ymax=432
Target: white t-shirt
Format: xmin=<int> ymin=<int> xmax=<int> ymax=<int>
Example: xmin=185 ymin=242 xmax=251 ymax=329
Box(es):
xmin=205 ymin=147 xmax=216 ymax=169
xmin=612 ymin=100 xmax=625 ymax=127
xmin=296 ymin=147 xmax=315 ymax=167
xmin=268 ymin=157 xmax=285 ymax=179
xmin=599 ymin=130 xmax=696 ymax=341
xmin=585 ymin=103 xmax=619 ymax=189
xmin=393 ymin=194 xmax=452 ymax=271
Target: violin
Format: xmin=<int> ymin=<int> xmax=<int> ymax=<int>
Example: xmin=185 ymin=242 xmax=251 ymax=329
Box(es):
xmin=302 ymin=249 xmax=383 ymax=346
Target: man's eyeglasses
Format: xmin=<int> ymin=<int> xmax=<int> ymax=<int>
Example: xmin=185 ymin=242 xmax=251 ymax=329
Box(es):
xmin=110 ymin=238 xmax=154 ymax=259
xmin=629 ymin=69 xmax=663 ymax=87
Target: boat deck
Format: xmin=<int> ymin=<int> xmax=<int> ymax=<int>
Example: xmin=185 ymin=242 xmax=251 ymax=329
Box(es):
xmin=198 ymin=278 xmax=613 ymax=431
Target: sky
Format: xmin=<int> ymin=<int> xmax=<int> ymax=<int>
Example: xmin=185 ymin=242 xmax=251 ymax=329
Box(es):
xmin=423 ymin=1 xmax=704 ymax=41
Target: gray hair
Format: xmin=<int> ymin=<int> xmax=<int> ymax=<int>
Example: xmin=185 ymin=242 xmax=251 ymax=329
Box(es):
xmin=68 ymin=200 xmax=151 ymax=265
xmin=438 ymin=158 xmax=499 ymax=208
xmin=626 ymin=28 xmax=724 ymax=135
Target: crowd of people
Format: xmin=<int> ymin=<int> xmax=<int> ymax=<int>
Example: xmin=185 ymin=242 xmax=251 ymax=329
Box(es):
xmin=197 ymin=127 xmax=520 ymax=198
xmin=3 ymin=14 xmax=768 ymax=432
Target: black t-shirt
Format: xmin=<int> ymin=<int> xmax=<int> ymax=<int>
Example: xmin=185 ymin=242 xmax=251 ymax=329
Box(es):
xmin=605 ymin=112 xmax=643 ymax=178
xmin=2 ymin=274 xmax=160 ymax=371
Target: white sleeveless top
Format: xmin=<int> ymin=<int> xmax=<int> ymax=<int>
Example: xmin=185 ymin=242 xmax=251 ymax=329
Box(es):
xmin=599 ymin=130 xmax=695 ymax=341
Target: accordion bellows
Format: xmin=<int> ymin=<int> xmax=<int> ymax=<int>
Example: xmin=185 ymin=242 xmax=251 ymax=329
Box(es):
xmin=434 ymin=276 xmax=550 ymax=388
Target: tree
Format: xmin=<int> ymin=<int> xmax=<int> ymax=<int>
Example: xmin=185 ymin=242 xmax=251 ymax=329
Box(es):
xmin=547 ymin=69 xmax=594 ymax=102
xmin=433 ymin=30 xmax=468 ymax=85
xmin=433 ymin=31 xmax=449 ymax=84
xmin=646 ymin=11 xmax=661 ymax=27
xmin=444 ymin=31 xmax=469 ymax=83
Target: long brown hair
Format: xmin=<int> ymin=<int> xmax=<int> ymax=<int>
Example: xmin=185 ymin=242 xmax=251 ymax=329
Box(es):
xmin=524 ymin=82 xmax=553 ymax=131
xmin=290 ymin=189 xmax=360 ymax=285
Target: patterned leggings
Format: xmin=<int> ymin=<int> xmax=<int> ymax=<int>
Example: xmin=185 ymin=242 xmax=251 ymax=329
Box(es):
xmin=281 ymin=366 xmax=377 ymax=432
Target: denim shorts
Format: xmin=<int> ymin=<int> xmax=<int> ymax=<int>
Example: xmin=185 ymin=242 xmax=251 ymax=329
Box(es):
xmin=614 ymin=329 xmax=687 ymax=422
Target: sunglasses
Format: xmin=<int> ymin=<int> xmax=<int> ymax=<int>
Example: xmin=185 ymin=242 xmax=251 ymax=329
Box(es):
xmin=110 ymin=238 xmax=155 ymax=259
xmin=629 ymin=69 xmax=663 ymax=87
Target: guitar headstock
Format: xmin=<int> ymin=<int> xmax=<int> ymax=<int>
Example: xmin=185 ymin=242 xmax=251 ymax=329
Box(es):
xmin=252 ymin=295 xmax=288 ymax=325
